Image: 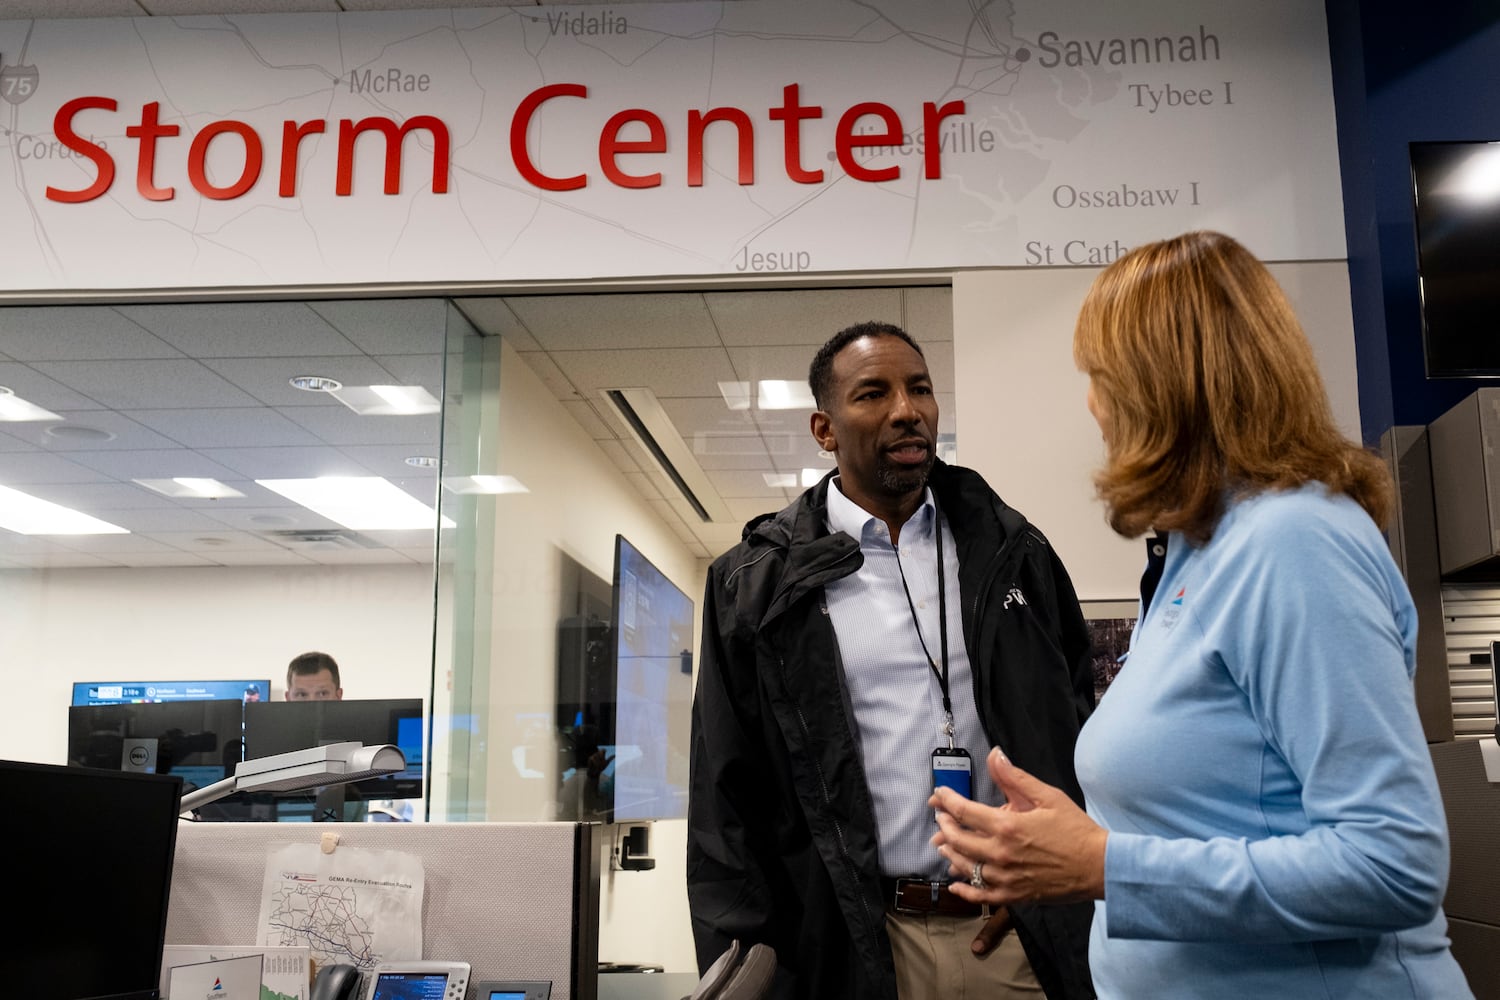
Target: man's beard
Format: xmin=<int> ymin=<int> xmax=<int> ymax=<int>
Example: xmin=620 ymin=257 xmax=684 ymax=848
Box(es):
xmin=877 ymin=454 xmax=933 ymax=495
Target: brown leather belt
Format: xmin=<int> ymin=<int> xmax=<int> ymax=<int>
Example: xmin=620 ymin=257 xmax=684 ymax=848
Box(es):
xmin=883 ymin=876 xmax=984 ymax=917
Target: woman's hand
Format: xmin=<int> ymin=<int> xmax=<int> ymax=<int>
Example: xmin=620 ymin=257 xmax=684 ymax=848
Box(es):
xmin=929 ymin=747 xmax=1109 ymax=906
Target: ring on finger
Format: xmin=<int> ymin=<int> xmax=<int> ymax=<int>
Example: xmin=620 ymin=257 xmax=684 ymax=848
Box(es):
xmin=970 ymin=860 xmax=987 ymax=889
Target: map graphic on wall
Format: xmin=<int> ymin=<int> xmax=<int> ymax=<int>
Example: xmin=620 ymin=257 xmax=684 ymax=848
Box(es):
xmin=0 ymin=0 xmax=1345 ymax=289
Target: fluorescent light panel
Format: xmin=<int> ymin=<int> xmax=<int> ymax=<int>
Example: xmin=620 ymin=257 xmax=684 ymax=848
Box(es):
xmin=441 ymin=475 xmax=529 ymax=495
xmin=0 ymin=484 xmax=129 ymax=535
xmin=330 ymin=385 xmax=441 ymax=416
xmin=134 ymin=478 xmax=245 ymax=499
xmin=255 ymin=476 xmax=455 ymax=530
xmin=758 ymin=380 xmax=815 ymax=410
xmin=0 ymin=389 xmax=62 ymax=422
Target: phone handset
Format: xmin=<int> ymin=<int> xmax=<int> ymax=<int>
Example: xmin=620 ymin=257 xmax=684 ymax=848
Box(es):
xmin=364 ymin=960 xmax=471 ymax=1000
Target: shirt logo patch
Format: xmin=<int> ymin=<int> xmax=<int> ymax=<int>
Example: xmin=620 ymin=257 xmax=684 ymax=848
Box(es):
xmin=1002 ymin=586 xmax=1028 ymax=610
xmin=1160 ymin=587 xmax=1185 ymax=630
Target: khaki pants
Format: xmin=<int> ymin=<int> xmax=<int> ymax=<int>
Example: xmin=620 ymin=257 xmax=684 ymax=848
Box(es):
xmin=886 ymin=907 xmax=1043 ymax=1000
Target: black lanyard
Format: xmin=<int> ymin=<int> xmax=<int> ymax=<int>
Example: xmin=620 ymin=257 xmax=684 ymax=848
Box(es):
xmin=895 ymin=512 xmax=953 ymax=746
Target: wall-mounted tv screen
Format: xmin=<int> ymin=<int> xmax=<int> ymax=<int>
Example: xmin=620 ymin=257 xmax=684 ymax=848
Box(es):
xmin=1410 ymin=140 xmax=1500 ymax=376
xmin=243 ymin=698 xmax=424 ymax=799
xmin=67 ymin=699 xmax=247 ymax=795
xmin=556 ymin=535 xmax=694 ymax=823
xmin=73 ymin=678 xmax=271 ymax=705
xmin=5 ymin=759 xmax=182 ymax=1000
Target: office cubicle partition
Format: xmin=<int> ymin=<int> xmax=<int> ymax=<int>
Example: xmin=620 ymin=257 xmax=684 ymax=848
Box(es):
xmin=166 ymin=821 xmax=603 ymax=1000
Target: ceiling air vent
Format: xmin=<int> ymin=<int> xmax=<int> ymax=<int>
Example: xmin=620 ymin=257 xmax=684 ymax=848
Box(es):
xmin=602 ymin=387 xmax=733 ymax=524
xmin=262 ymin=528 xmax=385 ymax=551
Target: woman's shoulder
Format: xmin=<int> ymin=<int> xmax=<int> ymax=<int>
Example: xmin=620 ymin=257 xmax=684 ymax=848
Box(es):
xmin=1216 ymin=483 xmax=1389 ymax=567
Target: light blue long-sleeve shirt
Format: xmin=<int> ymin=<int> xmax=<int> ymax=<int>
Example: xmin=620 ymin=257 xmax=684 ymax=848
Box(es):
xmin=1076 ymin=484 xmax=1473 ymax=998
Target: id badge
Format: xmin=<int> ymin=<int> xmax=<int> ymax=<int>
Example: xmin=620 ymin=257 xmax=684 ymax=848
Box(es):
xmin=931 ymin=746 xmax=972 ymax=799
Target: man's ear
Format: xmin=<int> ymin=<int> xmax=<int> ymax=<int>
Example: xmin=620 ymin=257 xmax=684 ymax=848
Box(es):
xmin=810 ymin=410 xmax=836 ymax=453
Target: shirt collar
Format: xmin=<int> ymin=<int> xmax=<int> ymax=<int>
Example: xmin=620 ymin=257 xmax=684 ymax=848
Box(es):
xmin=826 ymin=476 xmax=937 ymax=544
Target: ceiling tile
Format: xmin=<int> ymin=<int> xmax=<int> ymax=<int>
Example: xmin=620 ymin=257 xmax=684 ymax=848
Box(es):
xmin=56 ymin=446 xmax=243 ymax=482
xmin=0 ymin=550 xmax=118 ymax=569
xmin=102 ymin=550 xmax=223 ymax=568
xmin=197 ymin=445 xmax=375 ymax=479
xmin=453 ymin=298 xmax=541 ymax=351
xmin=725 ymin=496 xmax=779 ymax=523
xmin=104 ymin=506 xmax=264 ymax=534
xmin=705 ymin=468 xmax=795 ymax=499
xmin=595 ymin=438 xmax=641 ymax=475
xmin=724 ymin=344 xmax=818 ymax=386
xmin=508 ymin=292 xmax=720 ymax=351
xmin=192 ymin=505 xmax=341 ymax=533
xmin=0 ymin=451 xmax=110 ymax=485
xmin=336 ymin=444 xmax=445 ymax=480
xmin=0 ymin=1 xmax=143 ymax=16
xmin=0 ymin=410 xmax=180 ymax=452
xmin=145 ymin=529 xmax=290 ymax=552
xmin=308 ymin=300 xmax=447 ymax=356
xmin=198 ymin=548 xmax=316 ymax=567
xmin=621 ymin=470 xmax=661 ymax=500
xmin=706 ymin=288 xmax=904 ymax=346
xmin=517 ymin=352 xmax=579 ymax=400
xmin=126 ymin=407 xmax=325 ymax=449
xmin=15 ymin=481 xmax=173 ymax=510
xmin=904 ymin=286 xmax=955 ymax=341
xmin=31 ymin=359 xmax=262 ymax=410
xmin=551 ymin=347 xmax=735 ymax=398
xmin=372 ymin=354 xmax=445 ymax=392
xmin=0 ymin=306 xmax=181 ymax=361
xmin=0 ymin=361 xmax=119 ymax=410
xmin=116 ymin=302 xmax=364 ymax=359
xmin=278 ymin=405 xmax=439 ymax=447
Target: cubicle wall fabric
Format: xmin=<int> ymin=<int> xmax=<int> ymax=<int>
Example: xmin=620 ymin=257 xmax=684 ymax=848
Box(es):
xmin=167 ymin=822 xmax=596 ymax=999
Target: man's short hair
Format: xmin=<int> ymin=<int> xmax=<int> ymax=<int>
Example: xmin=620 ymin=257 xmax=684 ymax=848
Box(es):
xmin=287 ymin=650 xmax=340 ymax=688
xmin=808 ymin=321 xmax=924 ymax=411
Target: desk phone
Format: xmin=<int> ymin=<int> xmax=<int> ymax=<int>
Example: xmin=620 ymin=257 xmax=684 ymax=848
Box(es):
xmin=473 ymin=982 xmax=550 ymax=1000
xmin=364 ymin=960 xmax=470 ymax=1000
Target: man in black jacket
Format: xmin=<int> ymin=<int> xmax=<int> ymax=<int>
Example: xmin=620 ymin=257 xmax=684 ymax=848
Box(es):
xmin=687 ymin=322 xmax=1096 ymax=999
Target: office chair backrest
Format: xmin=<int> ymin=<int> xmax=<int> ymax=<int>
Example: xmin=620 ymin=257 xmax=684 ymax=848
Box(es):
xmin=686 ymin=940 xmax=776 ymax=1000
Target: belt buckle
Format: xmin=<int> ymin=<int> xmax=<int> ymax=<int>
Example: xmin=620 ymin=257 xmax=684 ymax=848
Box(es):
xmin=891 ymin=876 xmax=942 ymax=915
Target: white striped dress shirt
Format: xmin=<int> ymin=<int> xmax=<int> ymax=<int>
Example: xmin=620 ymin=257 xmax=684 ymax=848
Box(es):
xmin=823 ymin=478 xmax=998 ymax=880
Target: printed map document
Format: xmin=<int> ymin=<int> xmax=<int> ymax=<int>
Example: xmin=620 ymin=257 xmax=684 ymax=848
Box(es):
xmin=255 ymin=843 xmax=425 ymax=970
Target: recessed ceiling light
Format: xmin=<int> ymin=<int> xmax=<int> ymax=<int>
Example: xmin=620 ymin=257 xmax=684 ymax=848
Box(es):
xmin=441 ymin=475 xmax=529 ymax=495
xmin=0 ymin=386 xmax=63 ymax=422
xmin=329 ymin=384 xmax=441 ymax=416
xmin=256 ymin=476 xmax=455 ymax=530
xmin=133 ymin=478 xmax=245 ymax=500
xmin=289 ymin=375 xmax=343 ymax=392
xmin=404 ymin=456 xmax=441 ymax=469
xmin=762 ymin=472 xmax=798 ymax=488
xmin=0 ymin=484 xmax=129 ymax=535
xmin=801 ymin=467 xmax=832 ymax=487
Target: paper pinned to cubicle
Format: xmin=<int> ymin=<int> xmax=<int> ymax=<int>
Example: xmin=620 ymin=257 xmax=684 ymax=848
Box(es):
xmin=255 ymin=843 xmax=425 ymax=972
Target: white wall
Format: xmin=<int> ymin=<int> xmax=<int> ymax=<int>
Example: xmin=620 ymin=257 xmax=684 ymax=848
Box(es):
xmin=953 ymin=261 xmax=1362 ymax=600
xmin=0 ymin=562 xmax=436 ymax=764
xmin=480 ymin=336 xmax=704 ymax=972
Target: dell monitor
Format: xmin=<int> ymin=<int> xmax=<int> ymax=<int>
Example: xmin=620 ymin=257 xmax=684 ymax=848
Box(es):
xmin=4 ymin=758 xmax=182 ymax=1000
xmin=67 ymin=699 xmax=247 ymax=794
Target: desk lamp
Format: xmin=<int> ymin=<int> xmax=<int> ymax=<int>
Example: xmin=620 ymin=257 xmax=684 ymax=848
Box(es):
xmin=180 ymin=741 xmax=405 ymax=812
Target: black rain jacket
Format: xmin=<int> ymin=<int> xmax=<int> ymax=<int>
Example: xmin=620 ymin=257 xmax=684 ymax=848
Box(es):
xmin=687 ymin=461 xmax=1097 ymax=1000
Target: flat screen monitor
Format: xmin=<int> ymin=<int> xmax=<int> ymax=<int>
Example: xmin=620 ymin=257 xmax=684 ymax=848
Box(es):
xmin=67 ymin=699 xmax=247 ymax=794
xmin=4 ymin=758 xmax=181 ymax=1000
xmin=608 ymin=535 xmax=695 ymax=822
xmin=1409 ymin=140 xmax=1500 ymax=376
xmin=243 ymin=698 xmax=424 ymax=798
xmin=72 ymin=678 xmax=272 ymax=705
